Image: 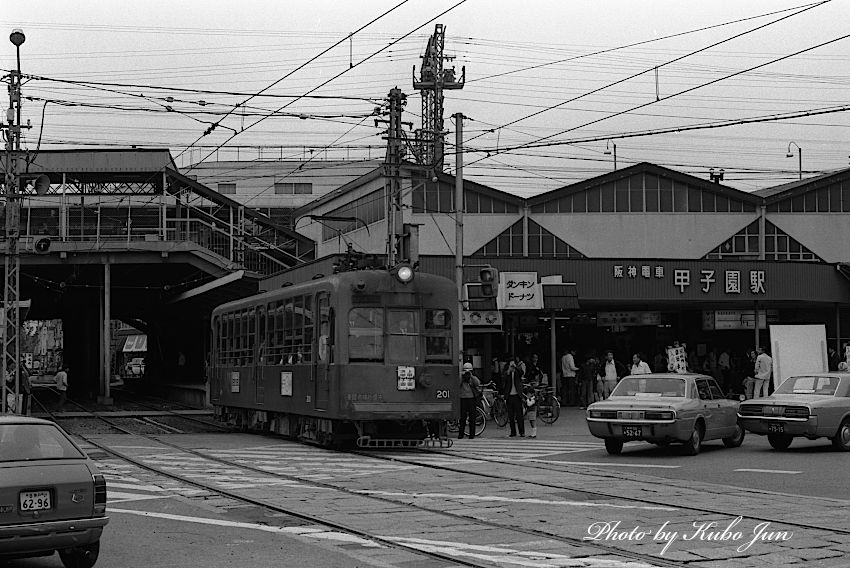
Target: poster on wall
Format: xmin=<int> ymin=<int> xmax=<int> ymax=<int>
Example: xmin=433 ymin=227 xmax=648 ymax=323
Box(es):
xmin=280 ymin=371 xmax=293 ymax=396
xmin=497 ymin=272 xmax=544 ymax=310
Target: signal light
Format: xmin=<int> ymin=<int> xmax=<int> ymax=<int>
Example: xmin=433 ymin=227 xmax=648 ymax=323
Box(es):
xmin=478 ymin=266 xmax=498 ymax=297
xmin=34 ymin=237 xmax=51 ymax=253
xmin=394 ymin=264 xmax=415 ymax=284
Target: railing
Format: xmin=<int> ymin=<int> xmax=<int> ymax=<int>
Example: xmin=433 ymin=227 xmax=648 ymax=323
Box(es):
xmin=17 ymin=213 xmax=296 ymax=276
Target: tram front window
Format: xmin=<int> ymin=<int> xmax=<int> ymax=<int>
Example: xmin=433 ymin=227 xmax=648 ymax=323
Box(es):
xmin=388 ymin=310 xmax=419 ymax=362
xmin=348 ymin=307 xmax=384 ymax=362
xmin=425 ymin=309 xmax=451 ymax=363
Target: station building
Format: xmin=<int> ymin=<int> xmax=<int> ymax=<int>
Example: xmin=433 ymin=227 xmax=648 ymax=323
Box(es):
xmin=269 ymin=161 xmax=850 ymax=387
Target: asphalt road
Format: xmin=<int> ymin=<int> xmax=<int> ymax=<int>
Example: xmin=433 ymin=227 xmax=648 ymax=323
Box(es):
xmin=537 ymin=406 xmax=848 ymax=499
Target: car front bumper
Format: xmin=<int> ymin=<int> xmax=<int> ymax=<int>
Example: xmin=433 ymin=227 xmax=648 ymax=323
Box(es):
xmin=586 ymin=418 xmax=691 ymax=443
xmin=0 ymin=516 xmax=108 ymax=557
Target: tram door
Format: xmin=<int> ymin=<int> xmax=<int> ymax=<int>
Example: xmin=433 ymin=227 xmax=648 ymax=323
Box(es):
xmin=314 ymin=292 xmax=332 ymax=410
xmin=254 ymin=306 xmax=265 ymax=405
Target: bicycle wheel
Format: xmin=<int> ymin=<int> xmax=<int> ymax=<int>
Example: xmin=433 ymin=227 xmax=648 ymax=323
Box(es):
xmin=539 ymin=394 xmax=561 ymax=424
xmin=475 ymin=406 xmax=487 ymax=436
xmin=491 ymin=397 xmax=508 ymax=427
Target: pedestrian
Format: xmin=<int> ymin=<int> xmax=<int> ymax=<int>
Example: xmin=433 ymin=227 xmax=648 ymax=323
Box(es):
xmin=630 ymin=353 xmax=651 ymax=375
xmin=522 ymin=380 xmax=538 ymax=439
xmin=560 ymin=348 xmax=578 ymax=405
xmin=742 ymin=350 xmax=757 ymax=399
xmin=718 ymin=348 xmax=731 ymax=390
xmin=577 ymin=353 xmax=598 ymax=408
xmin=458 ymin=362 xmax=481 ymax=439
xmin=597 ymin=350 xmax=626 ymax=399
xmin=828 ymin=346 xmax=840 ymax=372
xmin=19 ymin=362 xmax=32 ymax=416
xmin=55 ymin=366 xmax=69 ymax=409
xmin=652 ymin=351 xmax=666 ymax=373
xmin=525 ymin=353 xmax=544 ymax=384
xmin=753 ymin=346 xmax=772 ymax=398
xmin=502 ymin=359 xmax=525 ymax=437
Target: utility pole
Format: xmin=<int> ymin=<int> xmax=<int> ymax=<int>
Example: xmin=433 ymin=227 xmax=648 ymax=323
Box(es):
xmin=379 ymin=87 xmax=408 ymax=267
xmin=454 ymin=112 xmax=464 ymax=365
xmin=412 ymin=24 xmax=465 ymax=172
xmin=2 ymin=29 xmax=26 ymax=414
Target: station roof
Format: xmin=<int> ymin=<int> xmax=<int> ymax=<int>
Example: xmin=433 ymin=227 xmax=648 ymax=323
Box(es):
xmin=1 ymin=148 xmax=177 ymax=183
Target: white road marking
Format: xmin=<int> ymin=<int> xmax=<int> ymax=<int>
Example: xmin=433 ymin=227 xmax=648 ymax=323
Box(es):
xmin=108 ymin=491 xmax=171 ymax=503
xmin=356 ymin=490 xmax=677 ymax=511
xmin=532 ymin=459 xmax=680 ymax=469
xmin=108 ymin=508 xmax=381 ymax=547
xmin=734 ymin=468 xmax=802 ymax=474
xmin=386 ymin=536 xmax=661 ymax=568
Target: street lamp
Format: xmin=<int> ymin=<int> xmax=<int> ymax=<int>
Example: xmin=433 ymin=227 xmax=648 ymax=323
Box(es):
xmin=786 ymin=141 xmax=802 ymax=181
xmin=604 ymin=140 xmax=617 ymax=170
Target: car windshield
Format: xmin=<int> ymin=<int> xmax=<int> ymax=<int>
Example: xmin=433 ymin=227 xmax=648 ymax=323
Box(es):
xmin=774 ymin=376 xmax=840 ymax=396
xmin=0 ymin=424 xmax=86 ymax=462
xmin=611 ymin=377 xmax=686 ymax=398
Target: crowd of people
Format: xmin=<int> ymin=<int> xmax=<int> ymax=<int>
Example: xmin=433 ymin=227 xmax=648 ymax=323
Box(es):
xmin=465 ymin=340 xmax=807 ymax=431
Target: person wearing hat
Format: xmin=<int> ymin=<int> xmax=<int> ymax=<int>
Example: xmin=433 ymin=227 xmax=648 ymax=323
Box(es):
xmin=458 ymin=362 xmax=482 ymax=439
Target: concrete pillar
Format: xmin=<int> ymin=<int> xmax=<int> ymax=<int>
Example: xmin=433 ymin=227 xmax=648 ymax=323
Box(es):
xmin=99 ymin=261 xmax=113 ymax=404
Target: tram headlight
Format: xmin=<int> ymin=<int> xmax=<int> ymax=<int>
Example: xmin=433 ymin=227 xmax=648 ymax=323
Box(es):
xmin=394 ymin=264 xmax=414 ymax=284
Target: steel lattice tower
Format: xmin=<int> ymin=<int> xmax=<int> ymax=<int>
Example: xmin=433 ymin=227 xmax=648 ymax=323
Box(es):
xmin=412 ymin=24 xmax=464 ymax=172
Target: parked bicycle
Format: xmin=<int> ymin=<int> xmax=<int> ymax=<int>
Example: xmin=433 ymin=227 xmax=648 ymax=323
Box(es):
xmin=533 ymin=384 xmax=561 ymax=424
xmin=480 ymin=381 xmax=508 ymax=427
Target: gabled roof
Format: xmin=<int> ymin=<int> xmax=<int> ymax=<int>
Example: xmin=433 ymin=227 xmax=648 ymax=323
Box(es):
xmin=527 ymin=162 xmax=760 ymax=207
xmin=292 ymin=161 xmax=523 ymax=217
xmin=754 ymin=167 xmax=850 ymax=201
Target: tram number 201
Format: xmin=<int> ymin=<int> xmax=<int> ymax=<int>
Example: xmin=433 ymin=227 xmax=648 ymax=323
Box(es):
xmin=436 ymin=390 xmax=450 ymax=399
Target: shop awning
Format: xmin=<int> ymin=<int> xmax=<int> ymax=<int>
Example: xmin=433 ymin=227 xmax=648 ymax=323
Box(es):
xmin=122 ymin=335 xmax=148 ymax=352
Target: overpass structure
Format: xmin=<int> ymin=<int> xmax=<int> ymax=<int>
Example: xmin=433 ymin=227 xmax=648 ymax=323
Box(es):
xmin=1 ymin=148 xmax=314 ymax=402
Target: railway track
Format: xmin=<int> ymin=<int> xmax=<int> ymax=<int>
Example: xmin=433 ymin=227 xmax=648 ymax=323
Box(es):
xmin=352 ymin=446 xmax=850 ymax=537
xmin=32 ymin=399 xmax=677 ymax=567
xmin=28 ymin=395 xmax=848 ymax=565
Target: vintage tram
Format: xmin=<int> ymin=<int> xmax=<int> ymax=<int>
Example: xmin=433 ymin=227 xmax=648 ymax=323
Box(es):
xmin=210 ymin=265 xmax=458 ymax=447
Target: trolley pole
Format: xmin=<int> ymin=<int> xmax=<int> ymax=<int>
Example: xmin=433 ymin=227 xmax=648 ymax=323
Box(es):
xmin=2 ymin=29 xmax=26 ymax=414
xmin=454 ymin=113 xmax=464 ymax=365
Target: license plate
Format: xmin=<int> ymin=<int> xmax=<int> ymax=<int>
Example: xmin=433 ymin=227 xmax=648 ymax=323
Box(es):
xmin=768 ymin=422 xmax=784 ymax=434
xmin=20 ymin=491 xmax=51 ymax=512
xmin=622 ymin=425 xmax=642 ymax=438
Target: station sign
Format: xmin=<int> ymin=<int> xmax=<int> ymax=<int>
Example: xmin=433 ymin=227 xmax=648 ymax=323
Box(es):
xmin=702 ymin=309 xmax=779 ymax=330
xmin=597 ymin=311 xmax=662 ymax=327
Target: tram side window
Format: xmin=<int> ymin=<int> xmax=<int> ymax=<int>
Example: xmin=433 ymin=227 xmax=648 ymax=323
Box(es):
xmin=349 ymin=307 xmax=384 ymax=362
xmin=388 ymin=310 xmax=419 ymax=363
xmin=424 ymin=309 xmax=452 ymax=363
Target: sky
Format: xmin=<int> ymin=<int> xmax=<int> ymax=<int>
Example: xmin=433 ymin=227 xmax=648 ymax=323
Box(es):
xmin=2 ymin=0 xmax=849 ymax=196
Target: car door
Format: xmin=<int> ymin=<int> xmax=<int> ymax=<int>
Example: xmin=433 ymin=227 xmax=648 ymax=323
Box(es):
xmin=707 ymin=378 xmax=735 ymax=438
xmin=695 ymin=378 xmax=717 ymax=439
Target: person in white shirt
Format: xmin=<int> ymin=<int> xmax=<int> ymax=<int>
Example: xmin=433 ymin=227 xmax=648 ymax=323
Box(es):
xmin=753 ymin=346 xmax=772 ymax=398
xmin=560 ymin=348 xmax=578 ymax=405
xmin=630 ymin=353 xmax=652 ymax=375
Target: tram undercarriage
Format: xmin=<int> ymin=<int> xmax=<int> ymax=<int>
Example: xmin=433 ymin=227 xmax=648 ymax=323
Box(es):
xmin=214 ymin=406 xmax=452 ymax=448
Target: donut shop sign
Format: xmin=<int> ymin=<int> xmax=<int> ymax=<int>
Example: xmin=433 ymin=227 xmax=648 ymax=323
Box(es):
xmin=612 ymin=264 xmax=766 ymax=294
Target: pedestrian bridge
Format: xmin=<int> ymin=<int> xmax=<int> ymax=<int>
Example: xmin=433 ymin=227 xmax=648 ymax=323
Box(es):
xmin=2 ymin=148 xmax=315 ymax=401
